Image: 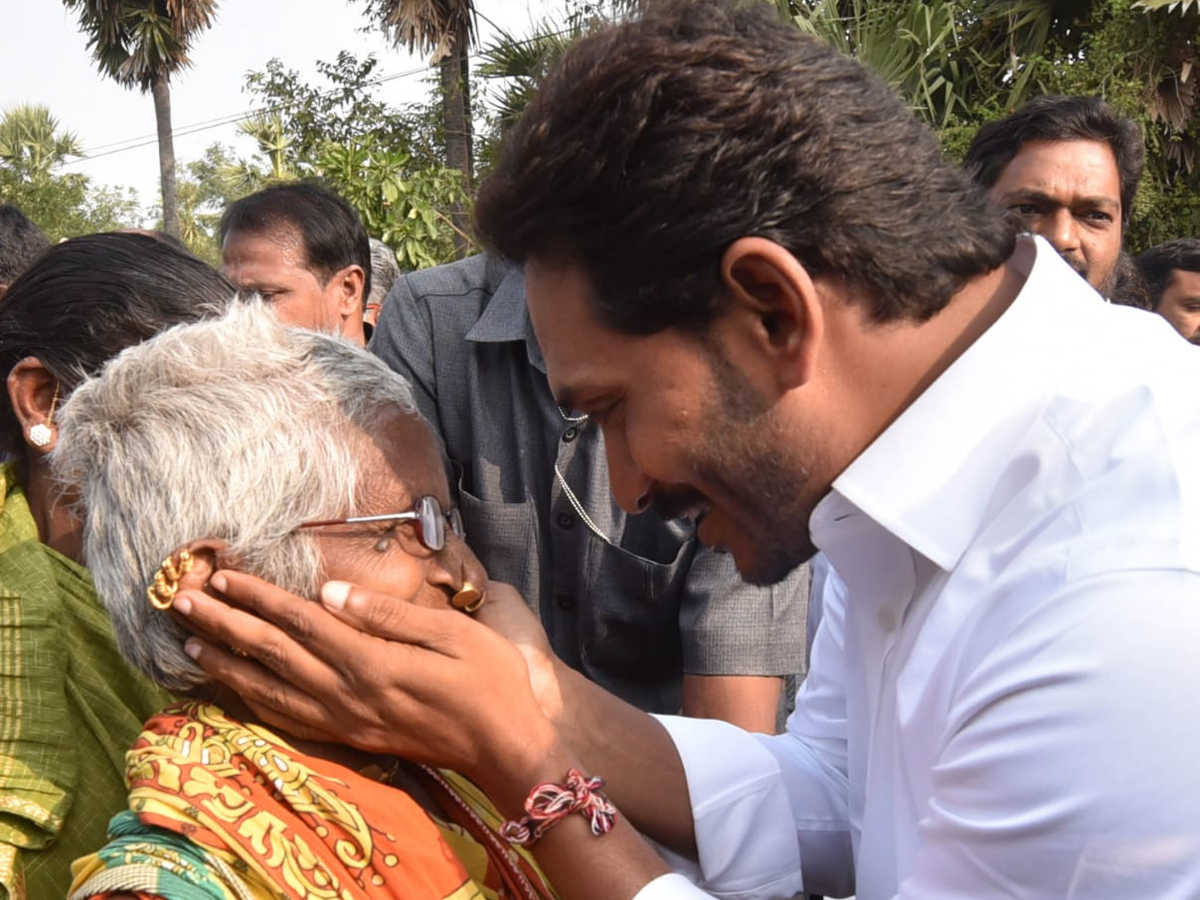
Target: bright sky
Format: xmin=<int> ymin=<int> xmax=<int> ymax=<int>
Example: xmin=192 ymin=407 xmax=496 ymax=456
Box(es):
xmin=3 ymin=1 xmax=557 ymax=215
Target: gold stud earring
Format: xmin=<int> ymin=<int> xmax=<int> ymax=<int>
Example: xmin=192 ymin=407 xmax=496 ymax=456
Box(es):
xmin=28 ymin=383 xmax=60 ymax=448
xmin=451 ymin=582 xmax=485 ymax=613
xmin=147 ymin=549 xmax=194 ymax=610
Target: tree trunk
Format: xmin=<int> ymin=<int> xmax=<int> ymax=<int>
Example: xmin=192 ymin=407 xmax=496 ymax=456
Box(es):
xmin=151 ymin=75 xmax=180 ymax=238
xmin=439 ymin=20 xmax=473 ymax=257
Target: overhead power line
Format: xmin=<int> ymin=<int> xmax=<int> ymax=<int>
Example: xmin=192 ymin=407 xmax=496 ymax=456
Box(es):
xmin=66 ymin=24 xmax=577 ymax=165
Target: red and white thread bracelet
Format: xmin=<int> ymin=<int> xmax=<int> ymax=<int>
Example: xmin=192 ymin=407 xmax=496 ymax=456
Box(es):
xmin=500 ymin=768 xmax=617 ymax=845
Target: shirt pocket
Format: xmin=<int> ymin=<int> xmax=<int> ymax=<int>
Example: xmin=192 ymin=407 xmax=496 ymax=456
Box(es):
xmin=578 ymin=530 xmax=695 ymax=678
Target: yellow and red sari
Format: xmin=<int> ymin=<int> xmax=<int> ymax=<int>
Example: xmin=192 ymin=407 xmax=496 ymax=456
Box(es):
xmin=68 ymin=701 xmax=556 ymax=900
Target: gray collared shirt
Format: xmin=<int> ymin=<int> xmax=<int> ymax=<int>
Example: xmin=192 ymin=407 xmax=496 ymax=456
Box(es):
xmin=371 ymin=254 xmax=809 ymax=714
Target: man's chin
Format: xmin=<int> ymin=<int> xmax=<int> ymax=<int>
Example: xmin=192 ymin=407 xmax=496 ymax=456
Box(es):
xmin=730 ymin=540 xmax=816 ymax=586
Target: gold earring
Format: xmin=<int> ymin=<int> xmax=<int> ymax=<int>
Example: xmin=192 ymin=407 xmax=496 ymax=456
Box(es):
xmin=28 ymin=383 xmax=60 ymax=448
xmin=451 ymin=582 xmax=485 ymax=613
xmin=147 ymin=549 xmax=194 ymax=610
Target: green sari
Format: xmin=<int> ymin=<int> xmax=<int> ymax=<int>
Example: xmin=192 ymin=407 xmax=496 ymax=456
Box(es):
xmin=0 ymin=462 xmax=173 ymax=900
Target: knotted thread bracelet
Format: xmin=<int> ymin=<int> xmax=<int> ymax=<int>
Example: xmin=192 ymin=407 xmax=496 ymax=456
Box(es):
xmin=500 ymin=769 xmax=617 ymax=845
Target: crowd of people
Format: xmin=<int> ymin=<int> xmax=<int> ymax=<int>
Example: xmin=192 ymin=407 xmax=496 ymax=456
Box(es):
xmin=1 ymin=1 xmax=1199 ymax=899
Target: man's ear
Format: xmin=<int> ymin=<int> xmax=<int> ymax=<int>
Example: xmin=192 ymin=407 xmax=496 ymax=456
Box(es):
xmin=720 ymin=237 xmax=824 ymax=390
xmin=332 ymin=264 xmax=367 ymax=320
xmin=7 ymin=357 xmax=60 ymax=454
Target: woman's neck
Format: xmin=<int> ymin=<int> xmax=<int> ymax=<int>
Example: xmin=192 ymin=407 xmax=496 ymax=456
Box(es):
xmin=22 ymin=456 xmax=83 ymax=561
xmin=211 ymin=685 xmax=398 ymax=776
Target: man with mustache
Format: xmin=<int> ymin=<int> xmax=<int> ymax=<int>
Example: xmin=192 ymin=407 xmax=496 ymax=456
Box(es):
xmin=370 ymin=252 xmax=810 ymax=730
xmin=964 ymin=95 xmax=1144 ymax=304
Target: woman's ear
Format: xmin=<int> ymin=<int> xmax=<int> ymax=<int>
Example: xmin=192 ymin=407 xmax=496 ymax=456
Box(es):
xmin=7 ymin=357 xmax=60 ymax=455
xmin=173 ymin=539 xmax=238 ymax=592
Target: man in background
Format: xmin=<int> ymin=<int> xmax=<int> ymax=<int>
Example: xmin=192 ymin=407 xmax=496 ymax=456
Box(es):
xmin=220 ymin=182 xmax=370 ymax=345
xmin=0 ymin=205 xmax=49 ymax=299
xmin=365 ymin=237 xmax=400 ymax=330
xmin=964 ymin=95 xmax=1145 ymax=304
xmin=1136 ymin=238 xmax=1200 ymax=344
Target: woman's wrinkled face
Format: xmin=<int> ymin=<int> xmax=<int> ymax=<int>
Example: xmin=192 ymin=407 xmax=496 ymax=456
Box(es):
xmin=314 ymin=409 xmax=486 ymax=608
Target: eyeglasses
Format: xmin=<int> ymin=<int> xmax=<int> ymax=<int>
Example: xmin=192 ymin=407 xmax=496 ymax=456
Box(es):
xmin=297 ymin=495 xmax=465 ymax=553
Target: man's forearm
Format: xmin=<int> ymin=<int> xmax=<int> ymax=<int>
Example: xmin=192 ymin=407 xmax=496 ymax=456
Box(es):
xmin=552 ymin=661 xmax=700 ymax=859
xmin=681 ymin=673 xmax=784 ymax=733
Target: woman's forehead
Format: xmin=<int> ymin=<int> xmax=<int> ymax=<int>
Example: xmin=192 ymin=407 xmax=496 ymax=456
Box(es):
xmin=362 ymin=410 xmax=448 ymax=503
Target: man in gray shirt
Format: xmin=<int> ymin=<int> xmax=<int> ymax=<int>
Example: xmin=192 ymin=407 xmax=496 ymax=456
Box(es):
xmin=370 ymin=253 xmax=809 ymax=729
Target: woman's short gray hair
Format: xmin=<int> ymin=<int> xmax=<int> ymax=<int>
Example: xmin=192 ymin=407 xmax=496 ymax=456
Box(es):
xmin=53 ymin=301 xmax=419 ymax=693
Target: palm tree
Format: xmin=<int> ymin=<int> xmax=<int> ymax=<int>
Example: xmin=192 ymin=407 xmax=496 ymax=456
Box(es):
xmin=784 ymin=0 xmax=968 ymax=127
xmin=0 ymin=105 xmax=83 ymax=178
xmin=355 ymin=0 xmax=477 ymax=254
xmin=62 ymin=0 xmax=218 ymax=238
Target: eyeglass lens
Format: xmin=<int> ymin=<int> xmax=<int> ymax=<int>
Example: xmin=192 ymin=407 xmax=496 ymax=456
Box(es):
xmin=416 ymin=495 xmax=445 ymax=551
xmin=415 ymin=495 xmax=466 ymax=552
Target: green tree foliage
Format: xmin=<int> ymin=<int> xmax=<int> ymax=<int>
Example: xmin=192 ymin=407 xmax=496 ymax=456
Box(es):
xmin=353 ymin=0 xmax=477 ymax=252
xmin=0 ymin=104 xmax=141 ymax=240
xmin=475 ymin=21 xmax=582 ymax=173
xmin=776 ymin=0 xmax=1200 ymax=249
xmin=175 ymin=53 xmax=471 ymax=267
xmin=62 ymin=0 xmax=218 ymax=238
xmin=0 ymin=105 xmax=83 ymax=176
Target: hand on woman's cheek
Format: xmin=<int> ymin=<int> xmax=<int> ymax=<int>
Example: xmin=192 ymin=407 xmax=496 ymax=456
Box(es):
xmin=317 ymin=534 xmax=430 ymax=607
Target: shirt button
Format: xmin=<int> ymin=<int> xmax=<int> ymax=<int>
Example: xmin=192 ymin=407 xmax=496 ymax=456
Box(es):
xmin=877 ymin=607 xmax=897 ymax=632
xmin=556 ymin=513 xmax=575 ymax=529
xmin=556 ymin=593 xmax=576 ymax=610
xmin=562 ymin=426 xmax=579 ymax=443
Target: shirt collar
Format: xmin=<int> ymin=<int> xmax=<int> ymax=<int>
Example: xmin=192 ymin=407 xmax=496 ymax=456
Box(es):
xmin=812 ymin=236 xmax=1104 ymax=571
xmin=465 ymin=256 xmax=548 ymax=374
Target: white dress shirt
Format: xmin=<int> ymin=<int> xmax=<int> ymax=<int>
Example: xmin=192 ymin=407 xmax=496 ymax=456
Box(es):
xmin=636 ymin=236 xmax=1200 ymax=900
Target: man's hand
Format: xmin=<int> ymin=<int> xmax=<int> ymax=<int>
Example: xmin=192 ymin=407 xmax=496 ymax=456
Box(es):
xmin=174 ymin=571 xmax=558 ymax=794
xmin=474 ymin=581 xmax=567 ymax=723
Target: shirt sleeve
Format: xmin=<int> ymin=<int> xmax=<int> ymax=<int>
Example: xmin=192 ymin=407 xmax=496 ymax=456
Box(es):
xmin=632 ymin=873 xmax=726 ymax=900
xmin=368 ymin=272 xmax=443 ymax=434
xmin=654 ymin=573 xmax=855 ymax=900
xmin=677 ymin=549 xmax=810 ymax=678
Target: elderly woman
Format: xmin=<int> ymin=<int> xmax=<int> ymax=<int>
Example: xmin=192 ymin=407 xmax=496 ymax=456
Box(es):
xmin=57 ymin=302 xmax=556 ymax=900
xmin=0 ymin=233 xmax=231 ymax=900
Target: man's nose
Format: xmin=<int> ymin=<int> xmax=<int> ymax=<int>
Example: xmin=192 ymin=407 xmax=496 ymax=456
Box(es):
xmin=604 ymin=434 xmax=652 ymax=514
xmin=1038 ymin=208 xmax=1081 ymax=254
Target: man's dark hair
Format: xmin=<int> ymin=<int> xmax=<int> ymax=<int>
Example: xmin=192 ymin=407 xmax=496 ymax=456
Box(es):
xmin=1134 ymin=238 xmax=1200 ymax=310
xmin=475 ymin=0 xmax=1015 ymax=333
xmin=0 ymin=232 xmax=233 ymax=454
xmin=219 ymin=181 xmax=372 ymax=306
xmin=0 ymin=205 xmax=50 ymax=287
xmin=963 ymin=95 xmax=1144 ymax=231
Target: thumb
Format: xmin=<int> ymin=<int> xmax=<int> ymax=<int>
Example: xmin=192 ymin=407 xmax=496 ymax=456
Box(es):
xmin=320 ymin=580 xmax=462 ymax=649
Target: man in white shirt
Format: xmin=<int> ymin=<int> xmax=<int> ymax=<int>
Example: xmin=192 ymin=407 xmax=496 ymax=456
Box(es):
xmin=177 ymin=2 xmax=1200 ymax=899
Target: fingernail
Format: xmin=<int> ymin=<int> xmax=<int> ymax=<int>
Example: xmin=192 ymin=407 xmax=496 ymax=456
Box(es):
xmin=174 ymin=594 xmax=192 ymax=615
xmin=322 ymin=581 xmax=350 ymax=610
xmin=184 ymin=639 xmax=201 ymax=659
xmin=210 ymin=572 xmax=227 ymax=593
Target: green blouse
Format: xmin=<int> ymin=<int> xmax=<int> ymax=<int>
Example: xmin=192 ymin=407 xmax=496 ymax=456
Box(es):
xmin=0 ymin=462 xmax=173 ymax=900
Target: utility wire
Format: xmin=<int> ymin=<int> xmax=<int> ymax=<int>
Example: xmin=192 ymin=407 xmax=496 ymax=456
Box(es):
xmin=64 ymin=24 xmax=577 ymax=165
